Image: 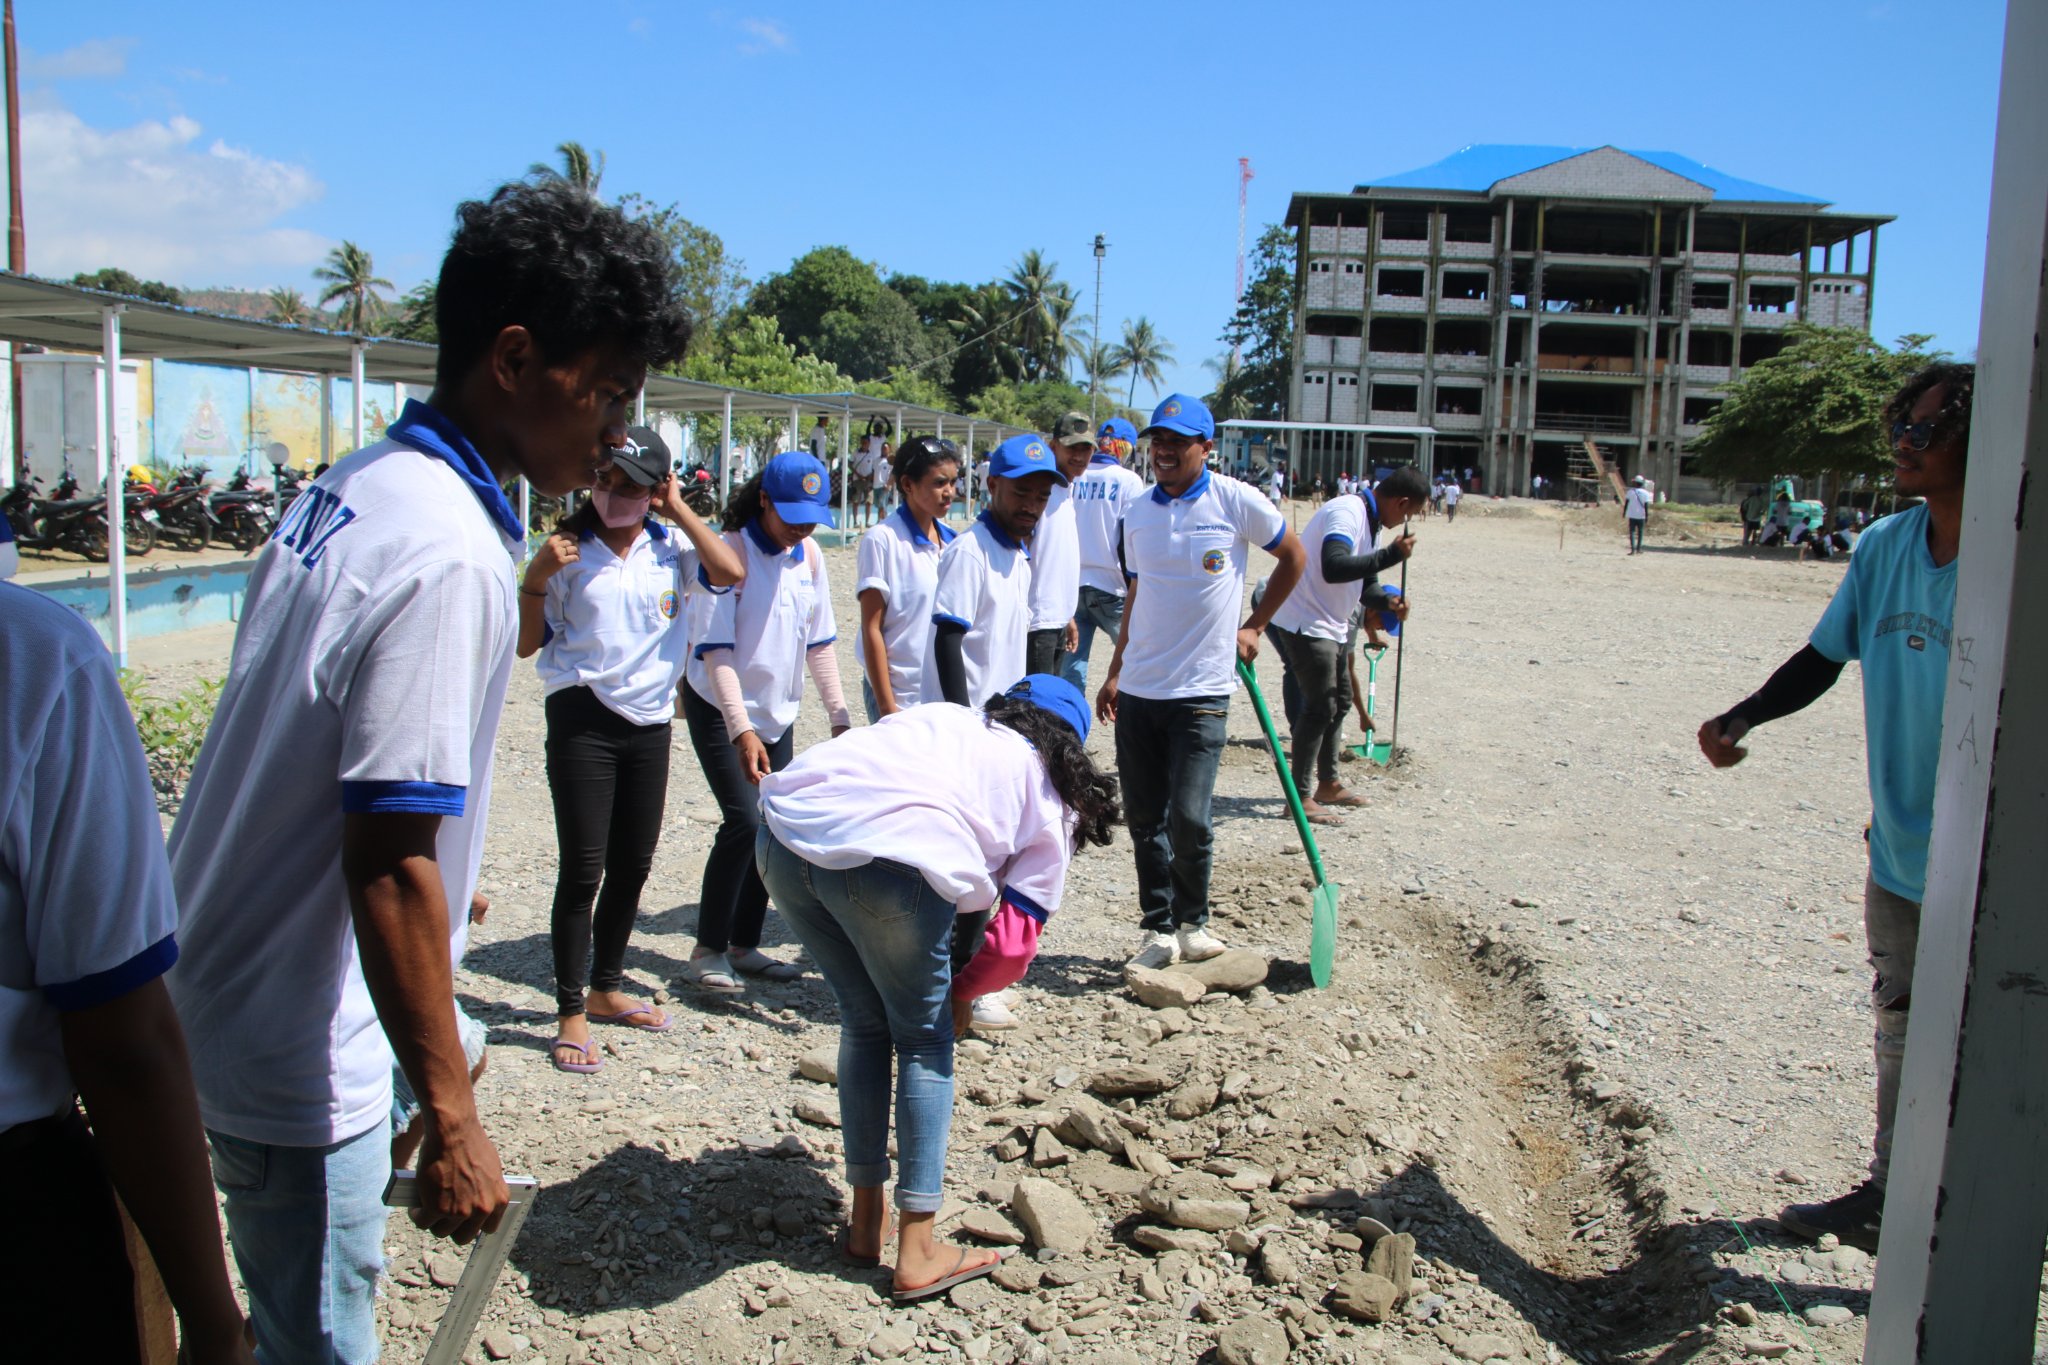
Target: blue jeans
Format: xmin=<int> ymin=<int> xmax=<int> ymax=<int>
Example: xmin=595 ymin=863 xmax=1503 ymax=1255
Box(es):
xmin=208 ymin=1123 xmax=391 ymax=1365
xmin=756 ymin=829 xmax=957 ymax=1212
xmin=1065 ymin=586 xmax=1125 ymax=691
xmin=1115 ymin=691 xmax=1230 ymax=933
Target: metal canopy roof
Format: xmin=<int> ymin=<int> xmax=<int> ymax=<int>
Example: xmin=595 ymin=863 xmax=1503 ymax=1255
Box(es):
xmin=0 ymin=271 xmax=440 ymax=382
xmin=0 ymin=272 xmax=1026 ymax=442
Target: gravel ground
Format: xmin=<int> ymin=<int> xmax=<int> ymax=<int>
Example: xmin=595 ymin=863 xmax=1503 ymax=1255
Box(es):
xmin=124 ymin=495 xmax=2017 ymax=1363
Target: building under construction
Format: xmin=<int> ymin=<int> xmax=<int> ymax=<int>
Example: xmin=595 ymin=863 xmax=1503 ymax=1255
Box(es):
xmin=1282 ymin=145 xmax=1892 ymax=501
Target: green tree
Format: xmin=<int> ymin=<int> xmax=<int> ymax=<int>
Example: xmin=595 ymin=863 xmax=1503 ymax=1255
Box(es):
xmin=313 ymin=241 xmax=393 ymax=335
xmin=1112 ymin=316 xmax=1175 ymax=405
xmin=616 ymin=193 xmax=747 ymax=355
xmin=530 ymin=140 xmax=605 ymax=194
xmin=1690 ymin=325 xmax=1944 ymax=490
xmin=1076 ymin=334 xmax=1130 ymax=402
xmin=385 ymin=282 xmax=438 ymax=342
xmin=1204 ymin=352 xmax=1253 ymax=421
xmin=968 ymin=378 xmax=1096 ymax=434
xmin=950 ymin=282 xmax=1028 ymax=391
xmin=72 ymin=268 xmax=182 ymax=305
xmin=1220 ymin=224 xmax=1295 ymax=419
xmin=267 ymin=286 xmax=311 ymax=326
xmin=1003 ymin=249 xmax=1078 ymax=382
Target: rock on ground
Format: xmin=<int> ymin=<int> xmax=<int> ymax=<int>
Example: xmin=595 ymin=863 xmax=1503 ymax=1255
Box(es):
xmin=1008 ymin=1177 xmax=1093 ymax=1255
xmin=1216 ymin=1315 xmax=1290 ymax=1365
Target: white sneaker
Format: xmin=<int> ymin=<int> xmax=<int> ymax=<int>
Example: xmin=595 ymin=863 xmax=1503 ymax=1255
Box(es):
xmin=1177 ymin=925 xmax=1227 ymax=962
xmin=969 ymin=994 xmax=1019 ymax=1032
xmin=1129 ymin=931 xmax=1181 ymax=970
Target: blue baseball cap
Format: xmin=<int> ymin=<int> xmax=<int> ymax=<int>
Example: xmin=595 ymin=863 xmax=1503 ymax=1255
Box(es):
xmin=1377 ymin=585 xmax=1404 ymax=638
xmin=1004 ymin=674 xmax=1090 ymax=742
xmin=987 ymin=433 xmax=1069 ymax=486
xmin=761 ymin=451 xmax=837 ymax=527
xmin=1141 ymin=393 xmax=1214 ymax=441
xmin=1098 ymin=417 xmax=1138 ymax=445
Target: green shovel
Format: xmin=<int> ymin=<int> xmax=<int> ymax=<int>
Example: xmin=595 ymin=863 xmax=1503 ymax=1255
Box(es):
xmin=1236 ymin=656 xmax=1340 ymax=988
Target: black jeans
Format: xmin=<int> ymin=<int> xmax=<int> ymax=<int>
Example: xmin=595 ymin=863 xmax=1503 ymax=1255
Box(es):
xmin=1115 ymin=691 xmax=1230 ymax=933
xmin=1025 ymin=627 xmax=1066 ymax=681
xmin=682 ymin=684 xmax=793 ymax=952
xmin=545 ymin=686 xmax=672 ymax=1016
xmin=1627 ymin=517 xmax=1646 ymax=551
xmin=1267 ymin=623 xmax=1346 ymax=793
xmin=0 ymin=1106 xmax=141 ymax=1360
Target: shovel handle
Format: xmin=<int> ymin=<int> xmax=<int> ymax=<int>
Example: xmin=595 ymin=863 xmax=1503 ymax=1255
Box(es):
xmin=1236 ymin=658 xmax=1332 ymax=888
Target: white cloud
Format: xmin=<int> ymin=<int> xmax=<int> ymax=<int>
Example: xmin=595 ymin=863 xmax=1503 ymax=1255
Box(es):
xmin=21 ymin=94 xmax=331 ymax=288
xmin=738 ymin=18 xmax=791 ymax=55
xmin=23 ymin=37 xmax=135 ymax=81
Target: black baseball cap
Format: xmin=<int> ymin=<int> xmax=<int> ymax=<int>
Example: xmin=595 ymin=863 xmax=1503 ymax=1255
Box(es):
xmin=609 ymin=426 xmax=672 ymax=486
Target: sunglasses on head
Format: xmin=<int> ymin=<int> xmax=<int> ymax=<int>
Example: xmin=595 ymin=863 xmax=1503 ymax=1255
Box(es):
xmin=1891 ymin=420 xmax=1939 ymax=452
xmin=907 ymin=437 xmax=959 ymax=459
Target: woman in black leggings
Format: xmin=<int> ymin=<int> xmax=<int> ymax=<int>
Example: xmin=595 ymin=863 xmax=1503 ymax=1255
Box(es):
xmin=680 ymin=452 xmax=852 ymax=993
xmin=518 ymin=430 xmax=743 ymax=1074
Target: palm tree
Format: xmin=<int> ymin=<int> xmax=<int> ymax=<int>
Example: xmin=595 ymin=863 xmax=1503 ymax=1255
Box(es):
xmin=952 ymin=282 xmax=1026 ymax=385
xmin=1077 ymin=334 xmax=1130 ymax=398
xmin=267 ymin=287 xmax=310 ymax=327
xmin=1003 ymin=249 xmax=1074 ymax=382
xmin=1203 ymin=352 xmax=1254 ymax=421
xmin=313 ymin=242 xmax=393 ymax=335
xmin=529 ymin=140 xmax=605 ymax=194
xmin=1113 ymin=317 xmax=1176 ymax=405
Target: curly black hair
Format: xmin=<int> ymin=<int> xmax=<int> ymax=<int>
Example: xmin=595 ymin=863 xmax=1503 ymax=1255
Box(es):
xmin=435 ymin=180 xmax=692 ymax=387
xmin=980 ymin=694 xmax=1121 ymax=850
xmin=1884 ymin=362 xmax=1976 ymax=451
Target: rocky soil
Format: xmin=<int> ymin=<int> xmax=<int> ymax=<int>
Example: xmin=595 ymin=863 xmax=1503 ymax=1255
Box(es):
xmin=128 ymin=497 xmax=2029 ymax=1362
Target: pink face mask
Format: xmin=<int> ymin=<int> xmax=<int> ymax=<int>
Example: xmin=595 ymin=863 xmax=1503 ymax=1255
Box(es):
xmin=590 ymin=486 xmax=649 ymax=528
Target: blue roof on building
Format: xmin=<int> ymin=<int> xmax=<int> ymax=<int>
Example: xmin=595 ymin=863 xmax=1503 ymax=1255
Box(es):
xmin=1360 ymin=145 xmax=1827 ymax=205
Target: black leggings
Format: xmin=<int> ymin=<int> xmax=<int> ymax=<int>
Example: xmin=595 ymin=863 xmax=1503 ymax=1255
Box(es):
xmin=545 ymin=686 xmax=672 ymax=1016
xmin=682 ymin=684 xmax=793 ymax=953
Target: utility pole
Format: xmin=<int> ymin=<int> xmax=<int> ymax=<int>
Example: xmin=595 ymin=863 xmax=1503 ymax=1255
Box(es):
xmin=5 ymin=0 xmax=23 ymax=481
xmin=1091 ymin=234 xmax=1107 ymax=425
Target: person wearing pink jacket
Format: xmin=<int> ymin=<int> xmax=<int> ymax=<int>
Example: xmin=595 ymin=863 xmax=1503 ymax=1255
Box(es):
xmin=754 ymin=675 xmax=1118 ymax=1303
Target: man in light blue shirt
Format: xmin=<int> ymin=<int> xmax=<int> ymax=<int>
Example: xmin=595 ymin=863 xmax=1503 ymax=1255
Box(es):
xmin=1696 ymin=363 xmax=1975 ymax=1253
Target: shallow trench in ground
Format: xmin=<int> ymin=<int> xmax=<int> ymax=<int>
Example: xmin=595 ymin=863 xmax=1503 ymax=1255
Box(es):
xmin=1182 ymin=823 xmax=1719 ymax=1363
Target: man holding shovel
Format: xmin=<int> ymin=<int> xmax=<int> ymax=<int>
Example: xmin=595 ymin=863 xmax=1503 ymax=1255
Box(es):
xmin=1096 ymin=394 xmax=1306 ymax=970
xmin=1264 ymin=466 xmax=1428 ymax=819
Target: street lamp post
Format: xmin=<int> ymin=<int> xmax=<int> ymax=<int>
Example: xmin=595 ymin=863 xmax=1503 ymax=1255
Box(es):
xmin=1090 ymin=234 xmax=1106 ymax=425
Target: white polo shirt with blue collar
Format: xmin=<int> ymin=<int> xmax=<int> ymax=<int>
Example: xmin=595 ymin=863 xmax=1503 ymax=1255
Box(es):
xmin=856 ymin=504 xmax=956 ymax=708
xmin=928 ymin=510 xmax=1033 ymax=707
xmin=1071 ymin=453 xmax=1147 ymax=595
xmin=687 ymin=522 xmax=837 ymax=744
xmin=535 ymin=519 xmax=725 ymax=726
xmin=167 ymin=399 xmax=521 ymax=1149
xmin=1117 ymin=470 xmax=1287 ymax=700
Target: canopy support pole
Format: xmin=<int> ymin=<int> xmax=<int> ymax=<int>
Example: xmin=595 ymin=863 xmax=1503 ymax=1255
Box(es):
xmin=350 ymin=343 xmax=366 ymax=453
xmin=720 ymin=392 xmax=734 ymax=503
xmin=102 ymin=304 xmax=127 ymax=666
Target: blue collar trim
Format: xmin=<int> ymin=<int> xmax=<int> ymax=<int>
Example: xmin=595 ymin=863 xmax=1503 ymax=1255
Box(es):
xmin=1149 ymin=469 xmax=1213 ymax=505
xmin=895 ymin=502 xmax=956 ymax=547
xmin=1088 ymin=453 xmax=1121 ymax=467
xmin=1356 ymin=486 xmax=1379 ymax=532
xmin=746 ymin=519 xmax=804 ymax=563
xmin=578 ymin=516 xmax=668 ymax=545
xmin=385 ymin=399 xmax=522 ymax=542
xmin=977 ymin=508 xmax=1025 ymax=552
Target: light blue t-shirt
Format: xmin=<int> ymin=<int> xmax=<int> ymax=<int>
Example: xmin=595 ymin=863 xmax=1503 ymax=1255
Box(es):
xmin=1808 ymin=503 xmax=1957 ymax=902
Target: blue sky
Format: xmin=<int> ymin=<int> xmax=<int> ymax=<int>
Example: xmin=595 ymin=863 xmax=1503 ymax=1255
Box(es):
xmin=20 ymin=0 xmax=2009 ymax=406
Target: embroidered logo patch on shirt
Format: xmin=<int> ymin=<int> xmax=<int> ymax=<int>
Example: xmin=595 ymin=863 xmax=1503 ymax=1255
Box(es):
xmin=659 ymin=588 xmax=680 ymax=620
xmin=1201 ymin=548 xmax=1227 ymax=575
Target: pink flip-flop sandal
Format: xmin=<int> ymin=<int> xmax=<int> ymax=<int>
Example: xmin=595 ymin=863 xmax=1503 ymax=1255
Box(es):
xmin=550 ymin=1038 xmax=604 ymax=1074
xmin=587 ymin=1005 xmax=673 ymax=1032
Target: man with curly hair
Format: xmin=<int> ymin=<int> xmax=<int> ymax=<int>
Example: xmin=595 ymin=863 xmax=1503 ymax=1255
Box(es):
xmin=1696 ymin=362 xmax=1975 ymax=1253
xmin=167 ymin=180 xmax=691 ymax=1360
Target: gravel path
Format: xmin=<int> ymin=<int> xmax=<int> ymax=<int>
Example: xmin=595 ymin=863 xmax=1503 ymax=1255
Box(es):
xmin=125 ymin=497 xmax=2007 ymax=1363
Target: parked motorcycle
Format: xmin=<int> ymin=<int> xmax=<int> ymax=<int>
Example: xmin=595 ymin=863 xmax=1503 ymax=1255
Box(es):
xmin=210 ymin=469 xmax=276 ymax=552
xmin=142 ymin=466 xmax=220 ymax=551
xmin=3 ymin=472 xmax=111 ymax=561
